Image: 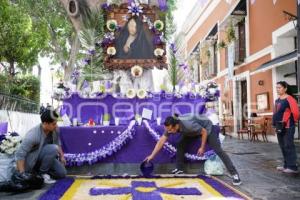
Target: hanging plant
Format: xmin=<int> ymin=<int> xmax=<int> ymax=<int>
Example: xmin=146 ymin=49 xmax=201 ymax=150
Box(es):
xmin=217 ymin=40 xmax=226 ymax=50
xmin=206 ymin=49 xmax=211 ymax=58
xmin=226 ymin=23 xmax=236 ymax=43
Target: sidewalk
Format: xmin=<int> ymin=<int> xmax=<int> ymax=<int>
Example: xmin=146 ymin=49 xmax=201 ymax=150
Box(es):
xmin=0 ymin=137 xmax=299 ymax=200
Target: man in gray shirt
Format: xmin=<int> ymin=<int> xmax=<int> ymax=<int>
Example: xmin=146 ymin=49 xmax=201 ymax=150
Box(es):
xmin=15 ymin=109 xmax=66 ymax=184
xmin=145 ymin=114 xmax=241 ymax=186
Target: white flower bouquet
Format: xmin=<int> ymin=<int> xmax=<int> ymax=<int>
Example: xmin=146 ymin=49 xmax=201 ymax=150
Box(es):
xmin=106 ymin=19 xmax=118 ymax=32
xmin=131 ymin=65 xmax=143 ymax=77
xmin=154 ymin=20 xmax=164 ymax=31
xmin=126 ymin=88 xmax=136 ymax=99
xmin=137 ymin=89 xmax=147 ymax=99
xmin=0 ymin=133 xmax=22 ymax=155
xmin=154 ymin=48 xmax=165 ymax=57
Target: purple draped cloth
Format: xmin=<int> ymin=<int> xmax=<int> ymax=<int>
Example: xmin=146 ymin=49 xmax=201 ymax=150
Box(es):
xmin=0 ymin=122 xmax=8 ymax=134
xmin=61 ymin=93 xmax=206 ymax=125
xmin=59 ymin=125 xmax=219 ymax=164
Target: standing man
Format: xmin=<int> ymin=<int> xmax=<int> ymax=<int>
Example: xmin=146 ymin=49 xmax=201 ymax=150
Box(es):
xmin=145 ymin=114 xmax=242 ymax=186
xmin=15 ymin=109 xmax=67 ymax=184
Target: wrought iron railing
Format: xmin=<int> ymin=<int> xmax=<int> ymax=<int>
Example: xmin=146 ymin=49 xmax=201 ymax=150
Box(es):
xmin=0 ymin=92 xmax=39 ymax=113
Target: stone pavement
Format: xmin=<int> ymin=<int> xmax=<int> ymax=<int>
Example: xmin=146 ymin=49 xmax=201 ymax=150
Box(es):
xmin=0 ymin=137 xmax=299 ymax=200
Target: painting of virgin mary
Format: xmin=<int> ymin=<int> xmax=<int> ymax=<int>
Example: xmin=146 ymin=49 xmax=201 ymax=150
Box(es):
xmin=115 ymin=17 xmax=155 ymax=59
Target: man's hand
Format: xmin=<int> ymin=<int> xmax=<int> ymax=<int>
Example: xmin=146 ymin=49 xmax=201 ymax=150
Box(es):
xmin=60 ymin=156 xmax=67 ymax=166
xmin=197 ymin=147 xmax=205 ymax=157
xmin=144 ymin=155 xmax=154 ymax=163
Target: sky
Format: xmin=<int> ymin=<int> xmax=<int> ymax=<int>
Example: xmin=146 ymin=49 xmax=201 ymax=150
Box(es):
xmin=38 ymin=0 xmax=198 ymax=104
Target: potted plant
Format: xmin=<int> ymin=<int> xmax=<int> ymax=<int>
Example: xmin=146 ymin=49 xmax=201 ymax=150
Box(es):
xmin=226 ymin=23 xmax=236 ymax=43
xmin=217 ymin=40 xmax=226 ymax=50
xmin=103 ymin=114 xmax=110 ymax=126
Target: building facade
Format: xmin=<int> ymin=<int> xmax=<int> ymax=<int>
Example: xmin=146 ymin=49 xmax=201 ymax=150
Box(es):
xmin=181 ymin=0 xmax=298 ymax=142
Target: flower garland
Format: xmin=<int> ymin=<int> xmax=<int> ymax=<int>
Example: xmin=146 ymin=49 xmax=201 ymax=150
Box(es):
xmin=64 ymin=120 xmax=136 ymax=166
xmin=143 ymin=120 xmax=216 ymax=160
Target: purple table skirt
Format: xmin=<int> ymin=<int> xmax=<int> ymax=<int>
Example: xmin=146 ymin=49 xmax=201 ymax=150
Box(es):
xmin=59 ymin=124 xmax=219 ymax=164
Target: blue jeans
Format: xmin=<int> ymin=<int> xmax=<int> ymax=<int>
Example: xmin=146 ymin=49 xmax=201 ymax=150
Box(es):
xmin=35 ymin=144 xmax=67 ymax=179
xmin=277 ymin=126 xmax=298 ymax=170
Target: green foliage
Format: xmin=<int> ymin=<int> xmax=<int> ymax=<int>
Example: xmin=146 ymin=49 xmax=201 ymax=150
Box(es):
xmin=217 ymin=40 xmax=227 ymax=49
xmin=79 ymin=9 xmax=106 ymax=82
xmin=0 ymin=73 xmax=40 ymax=103
xmin=15 ymin=0 xmax=74 ymax=66
xmin=168 ymin=49 xmax=183 ymax=92
xmin=226 ymin=22 xmax=236 ymax=43
xmin=164 ymin=0 xmax=177 ymax=40
xmin=0 ymin=0 xmax=49 ymax=76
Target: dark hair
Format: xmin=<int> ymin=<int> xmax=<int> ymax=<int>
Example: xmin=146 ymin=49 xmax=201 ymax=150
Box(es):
xmin=164 ymin=114 xmax=180 ymax=126
xmin=276 ymin=81 xmax=292 ymax=95
xmin=41 ymin=109 xmax=59 ymax=123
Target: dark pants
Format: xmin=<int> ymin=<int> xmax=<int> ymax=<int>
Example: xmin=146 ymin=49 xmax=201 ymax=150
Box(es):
xmin=176 ymin=132 xmax=238 ymax=175
xmin=277 ymin=126 xmax=298 ymax=170
xmin=35 ymin=144 xmax=67 ymax=179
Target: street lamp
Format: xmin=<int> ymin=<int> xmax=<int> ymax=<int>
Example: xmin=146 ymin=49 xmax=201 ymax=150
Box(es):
xmin=50 ymin=67 xmax=54 ymax=107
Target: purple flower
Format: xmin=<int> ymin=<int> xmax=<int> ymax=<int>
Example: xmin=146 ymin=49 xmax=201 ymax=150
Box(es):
xmin=158 ymin=0 xmax=168 ymax=11
xmin=179 ymin=63 xmax=188 ymax=70
xmin=88 ymin=49 xmax=96 ymax=55
xmin=153 ymin=35 xmax=162 ymax=45
xmin=170 ymin=43 xmax=177 ymax=54
xmin=83 ymin=58 xmax=91 ymax=65
xmin=128 ymin=2 xmax=143 ymax=16
xmin=101 ymin=3 xmax=111 ymax=10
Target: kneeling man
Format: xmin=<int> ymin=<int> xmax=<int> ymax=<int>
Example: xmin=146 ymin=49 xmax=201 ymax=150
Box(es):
xmin=15 ymin=109 xmax=66 ymax=184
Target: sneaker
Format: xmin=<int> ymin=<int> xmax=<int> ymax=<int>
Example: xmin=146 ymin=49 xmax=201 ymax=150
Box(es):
xmin=276 ymin=166 xmax=285 ymax=171
xmin=171 ymin=169 xmax=184 ymax=174
xmin=42 ymin=174 xmax=56 ymax=184
xmin=283 ymin=168 xmax=299 ymax=174
xmin=232 ymin=174 xmax=242 ymax=186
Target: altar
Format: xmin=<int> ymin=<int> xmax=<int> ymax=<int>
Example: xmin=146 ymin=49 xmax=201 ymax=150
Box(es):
xmin=59 ymin=92 xmax=219 ymax=166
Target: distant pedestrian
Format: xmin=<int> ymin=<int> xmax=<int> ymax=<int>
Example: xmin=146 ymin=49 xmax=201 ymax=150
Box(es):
xmin=39 ymin=104 xmax=46 ymax=115
xmin=273 ymin=81 xmax=299 ymax=173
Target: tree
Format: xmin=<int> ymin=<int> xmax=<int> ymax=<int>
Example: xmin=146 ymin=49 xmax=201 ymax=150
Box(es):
xmin=0 ymin=0 xmax=49 ymax=77
xmin=15 ymin=0 xmax=76 ymax=81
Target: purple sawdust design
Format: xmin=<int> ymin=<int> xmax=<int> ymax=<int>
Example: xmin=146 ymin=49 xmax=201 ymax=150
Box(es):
xmin=89 ymin=180 xmax=202 ymax=199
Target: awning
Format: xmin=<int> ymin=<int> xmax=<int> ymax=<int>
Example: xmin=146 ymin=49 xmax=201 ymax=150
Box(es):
xmin=254 ymin=50 xmax=297 ymax=73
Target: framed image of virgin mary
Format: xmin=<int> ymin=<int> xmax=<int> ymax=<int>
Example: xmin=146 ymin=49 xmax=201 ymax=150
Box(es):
xmin=103 ymin=4 xmax=167 ymax=70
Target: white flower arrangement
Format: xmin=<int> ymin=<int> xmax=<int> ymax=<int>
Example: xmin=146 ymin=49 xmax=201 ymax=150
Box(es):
xmin=126 ymin=88 xmax=136 ymax=99
xmin=52 ymin=88 xmax=66 ymax=100
xmin=106 ymin=19 xmax=118 ymax=32
xmin=0 ymin=134 xmax=22 ymax=155
xmin=131 ymin=65 xmax=143 ymax=77
xmin=154 ymin=20 xmax=164 ymax=31
xmin=137 ymin=89 xmax=147 ymax=99
xmin=154 ymin=48 xmax=164 ymax=57
xmin=107 ymin=47 xmax=116 ymax=55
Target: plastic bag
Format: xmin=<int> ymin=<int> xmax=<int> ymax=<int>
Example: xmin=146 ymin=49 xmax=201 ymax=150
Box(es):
xmin=204 ymin=155 xmax=224 ymax=175
xmin=0 ymin=153 xmax=15 ymax=182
